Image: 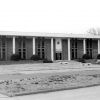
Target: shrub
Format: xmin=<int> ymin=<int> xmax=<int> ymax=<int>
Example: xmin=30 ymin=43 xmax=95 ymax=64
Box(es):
xmin=43 ymin=59 xmax=53 ymax=63
xmin=10 ymin=54 xmax=20 ymax=61
xmin=77 ymin=58 xmax=86 ymax=63
xmin=30 ymin=55 xmax=42 ymax=61
xmin=82 ymin=54 xmax=91 ymax=59
xmin=97 ymin=54 xmax=100 ymax=59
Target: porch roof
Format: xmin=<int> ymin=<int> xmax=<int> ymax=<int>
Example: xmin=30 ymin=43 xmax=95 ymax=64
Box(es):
xmin=0 ymin=31 xmax=100 ymax=39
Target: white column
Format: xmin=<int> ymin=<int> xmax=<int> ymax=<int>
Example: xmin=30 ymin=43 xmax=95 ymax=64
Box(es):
xmin=51 ymin=38 xmax=54 ymax=61
xmin=13 ymin=36 xmax=15 ymax=54
xmin=83 ymin=39 xmax=86 ymax=54
xmin=68 ymin=38 xmax=71 ymax=61
xmin=98 ymin=39 xmax=100 ymax=54
xmin=32 ymin=37 xmax=35 ymax=55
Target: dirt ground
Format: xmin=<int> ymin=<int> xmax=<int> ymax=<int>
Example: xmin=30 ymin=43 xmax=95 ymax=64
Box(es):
xmin=0 ymin=61 xmax=99 ymax=96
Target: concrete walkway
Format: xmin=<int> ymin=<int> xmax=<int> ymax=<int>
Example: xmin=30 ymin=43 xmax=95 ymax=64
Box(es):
xmin=0 ymin=84 xmax=100 ymax=100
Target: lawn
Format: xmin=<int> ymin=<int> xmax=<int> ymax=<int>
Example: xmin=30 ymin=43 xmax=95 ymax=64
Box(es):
xmin=0 ymin=70 xmax=100 ymax=97
xmin=0 ymin=60 xmax=43 ymax=65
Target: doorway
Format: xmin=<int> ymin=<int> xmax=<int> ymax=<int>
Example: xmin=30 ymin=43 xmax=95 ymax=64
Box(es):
xmin=55 ymin=52 xmax=62 ymax=60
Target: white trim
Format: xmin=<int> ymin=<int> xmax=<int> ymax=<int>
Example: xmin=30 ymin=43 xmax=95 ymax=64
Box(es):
xmin=0 ymin=31 xmax=100 ymax=39
xmin=98 ymin=39 xmax=100 ymax=54
xmin=83 ymin=39 xmax=86 ymax=54
xmin=13 ymin=36 xmax=15 ymax=54
xmin=68 ymin=38 xmax=71 ymax=61
xmin=51 ymin=38 xmax=54 ymax=61
xmin=32 ymin=37 xmax=35 ymax=55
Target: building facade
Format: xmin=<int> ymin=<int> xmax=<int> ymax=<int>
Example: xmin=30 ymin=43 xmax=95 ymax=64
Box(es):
xmin=0 ymin=31 xmax=100 ymax=61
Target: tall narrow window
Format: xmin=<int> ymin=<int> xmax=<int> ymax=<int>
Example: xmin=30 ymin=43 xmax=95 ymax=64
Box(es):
xmin=86 ymin=39 xmax=92 ymax=58
xmin=71 ymin=39 xmax=77 ymax=59
xmin=18 ymin=37 xmax=26 ymax=59
xmin=0 ymin=36 xmax=7 ymax=60
xmin=37 ymin=38 xmax=45 ymax=59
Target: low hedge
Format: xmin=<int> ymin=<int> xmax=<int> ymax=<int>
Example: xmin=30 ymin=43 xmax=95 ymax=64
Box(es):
xmin=43 ymin=59 xmax=53 ymax=63
xmin=10 ymin=54 xmax=20 ymax=61
xmin=97 ymin=54 xmax=100 ymax=59
xmin=77 ymin=58 xmax=86 ymax=63
xmin=82 ymin=54 xmax=91 ymax=59
xmin=30 ymin=55 xmax=42 ymax=61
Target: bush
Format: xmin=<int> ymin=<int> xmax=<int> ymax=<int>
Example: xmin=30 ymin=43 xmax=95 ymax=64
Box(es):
xmin=97 ymin=54 xmax=100 ymax=59
xmin=10 ymin=54 xmax=20 ymax=61
xmin=43 ymin=59 xmax=53 ymax=63
xmin=30 ymin=55 xmax=42 ymax=61
xmin=82 ymin=54 xmax=91 ymax=59
xmin=77 ymin=58 xmax=86 ymax=63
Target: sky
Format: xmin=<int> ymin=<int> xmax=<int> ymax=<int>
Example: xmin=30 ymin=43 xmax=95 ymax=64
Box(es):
xmin=0 ymin=0 xmax=100 ymax=34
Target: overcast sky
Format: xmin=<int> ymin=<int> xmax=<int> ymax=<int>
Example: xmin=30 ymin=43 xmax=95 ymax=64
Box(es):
xmin=0 ymin=0 xmax=100 ymax=34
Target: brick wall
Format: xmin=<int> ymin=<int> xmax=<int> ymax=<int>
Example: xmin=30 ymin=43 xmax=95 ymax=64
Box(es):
xmin=70 ymin=39 xmax=83 ymax=59
xmin=26 ymin=38 xmax=33 ymax=59
xmin=35 ymin=38 xmax=52 ymax=60
xmin=44 ymin=39 xmax=51 ymax=60
xmin=15 ymin=37 xmax=33 ymax=59
xmin=62 ymin=39 xmax=68 ymax=60
xmin=77 ymin=39 xmax=83 ymax=58
xmin=6 ymin=37 xmax=99 ymax=61
xmin=92 ymin=40 xmax=98 ymax=58
xmin=6 ymin=38 xmax=13 ymax=60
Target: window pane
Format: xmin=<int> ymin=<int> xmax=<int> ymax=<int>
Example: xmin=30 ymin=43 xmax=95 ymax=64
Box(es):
xmin=23 ymin=52 xmax=26 ymax=59
xmin=23 ymin=40 xmax=26 ymax=48
xmin=2 ymin=49 xmax=5 ymax=51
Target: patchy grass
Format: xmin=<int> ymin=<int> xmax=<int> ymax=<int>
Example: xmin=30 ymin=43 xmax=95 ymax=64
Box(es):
xmin=0 ymin=70 xmax=100 ymax=97
xmin=0 ymin=60 xmax=43 ymax=65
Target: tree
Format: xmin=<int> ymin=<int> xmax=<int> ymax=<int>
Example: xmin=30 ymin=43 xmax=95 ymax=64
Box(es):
xmin=87 ymin=28 xmax=97 ymax=35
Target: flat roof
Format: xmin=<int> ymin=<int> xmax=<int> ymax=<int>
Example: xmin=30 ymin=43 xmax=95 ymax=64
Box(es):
xmin=0 ymin=31 xmax=100 ymax=39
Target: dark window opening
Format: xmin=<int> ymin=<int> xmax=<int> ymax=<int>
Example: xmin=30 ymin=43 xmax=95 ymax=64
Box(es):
xmin=18 ymin=37 xmax=26 ymax=59
xmin=37 ymin=38 xmax=45 ymax=59
xmin=71 ymin=39 xmax=77 ymax=59
xmin=86 ymin=39 xmax=92 ymax=59
xmin=55 ymin=53 xmax=62 ymax=60
xmin=0 ymin=37 xmax=6 ymax=60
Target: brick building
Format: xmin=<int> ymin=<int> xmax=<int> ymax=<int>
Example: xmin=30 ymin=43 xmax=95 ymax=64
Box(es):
xmin=0 ymin=31 xmax=99 ymax=61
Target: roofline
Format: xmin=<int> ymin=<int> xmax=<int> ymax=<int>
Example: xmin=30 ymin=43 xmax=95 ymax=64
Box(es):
xmin=0 ymin=31 xmax=100 ymax=39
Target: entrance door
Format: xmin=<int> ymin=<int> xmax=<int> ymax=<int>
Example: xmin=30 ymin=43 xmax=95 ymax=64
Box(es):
xmin=18 ymin=38 xmax=26 ymax=59
xmin=55 ymin=52 xmax=62 ymax=60
xmin=55 ymin=38 xmax=62 ymax=60
xmin=71 ymin=39 xmax=77 ymax=59
xmin=37 ymin=38 xmax=45 ymax=59
xmin=0 ymin=37 xmax=6 ymax=60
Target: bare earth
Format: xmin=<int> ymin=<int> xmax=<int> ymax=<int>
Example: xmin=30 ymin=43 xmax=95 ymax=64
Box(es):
xmin=0 ymin=61 xmax=100 ymax=97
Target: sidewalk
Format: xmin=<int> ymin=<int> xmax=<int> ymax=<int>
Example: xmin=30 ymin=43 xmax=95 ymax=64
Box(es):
xmin=1 ymin=85 xmax=100 ymax=100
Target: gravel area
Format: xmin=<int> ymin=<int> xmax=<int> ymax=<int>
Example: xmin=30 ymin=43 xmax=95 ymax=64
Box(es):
xmin=0 ymin=70 xmax=100 ymax=97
